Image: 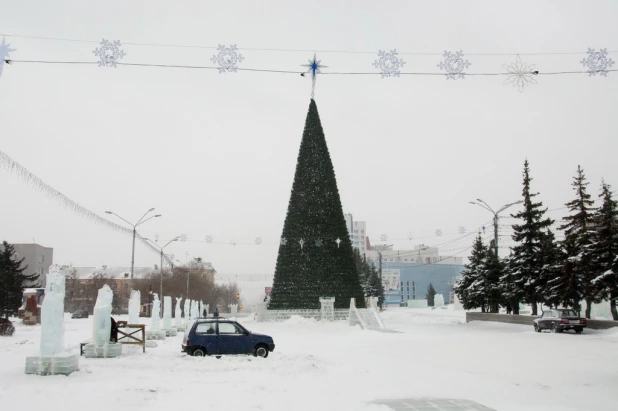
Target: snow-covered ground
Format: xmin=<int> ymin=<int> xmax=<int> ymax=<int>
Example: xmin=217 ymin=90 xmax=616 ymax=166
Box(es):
xmin=1 ymin=307 xmax=617 ymax=411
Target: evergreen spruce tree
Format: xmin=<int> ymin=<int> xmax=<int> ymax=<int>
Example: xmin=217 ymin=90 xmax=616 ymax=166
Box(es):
xmin=484 ymin=240 xmax=504 ymax=313
xmin=0 ymin=241 xmax=40 ymax=318
xmin=590 ymin=182 xmax=618 ymax=320
xmin=269 ymin=100 xmax=365 ymax=310
xmin=558 ymin=166 xmax=598 ymax=318
xmin=364 ymin=260 xmax=385 ymax=308
xmin=426 ymin=283 xmax=437 ymax=307
xmin=454 ymin=234 xmax=488 ymax=311
xmin=507 ymin=160 xmax=554 ymax=315
xmin=538 ymin=229 xmax=566 ymax=309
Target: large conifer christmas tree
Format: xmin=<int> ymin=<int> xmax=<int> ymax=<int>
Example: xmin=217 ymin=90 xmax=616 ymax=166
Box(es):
xmin=268 ymin=99 xmax=365 ymax=310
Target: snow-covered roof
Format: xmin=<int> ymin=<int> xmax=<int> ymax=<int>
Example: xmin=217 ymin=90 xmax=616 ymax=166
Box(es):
xmin=66 ymin=266 xmax=155 ymax=280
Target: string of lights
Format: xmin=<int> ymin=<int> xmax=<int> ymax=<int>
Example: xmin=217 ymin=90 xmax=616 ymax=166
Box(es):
xmin=0 ymin=149 xmax=171 ymax=264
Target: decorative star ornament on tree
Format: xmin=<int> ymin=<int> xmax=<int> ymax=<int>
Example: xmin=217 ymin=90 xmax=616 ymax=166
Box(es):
xmin=302 ymin=53 xmax=327 ymax=99
xmin=0 ymin=37 xmax=17 ymax=77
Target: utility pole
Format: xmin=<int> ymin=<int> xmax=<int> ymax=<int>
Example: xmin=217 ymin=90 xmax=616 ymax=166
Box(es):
xmin=469 ymin=199 xmax=523 ymax=257
xmin=105 ymin=208 xmax=161 ymax=291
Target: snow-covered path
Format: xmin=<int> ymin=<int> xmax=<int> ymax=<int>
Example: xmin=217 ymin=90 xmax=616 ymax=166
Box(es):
xmin=1 ymin=308 xmax=616 ymax=411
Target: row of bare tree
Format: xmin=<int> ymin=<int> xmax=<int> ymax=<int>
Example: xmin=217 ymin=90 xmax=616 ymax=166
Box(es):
xmin=64 ymin=260 xmax=241 ymax=315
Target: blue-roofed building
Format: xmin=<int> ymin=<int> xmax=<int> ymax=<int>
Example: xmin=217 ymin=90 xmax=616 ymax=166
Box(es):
xmin=379 ymin=261 xmax=464 ymax=306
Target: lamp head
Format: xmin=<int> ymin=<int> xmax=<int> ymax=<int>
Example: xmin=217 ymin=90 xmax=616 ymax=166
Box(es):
xmin=105 ymin=211 xmax=112 ymax=214
xmin=148 ymin=208 xmax=155 ymax=212
xmin=154 ymin=214 xmax=162 ymax=217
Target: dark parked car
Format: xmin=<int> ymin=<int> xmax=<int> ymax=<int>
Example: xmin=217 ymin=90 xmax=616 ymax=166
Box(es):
xmin=0 ymin=318 xmax=15 ymax=336
xmin=182 ymin=318 xmax=275 ymax=358
xmin=71 ymin=309 xmax=88 ymax=319
xmin=533 ymin=309 xmax=587 ymax=333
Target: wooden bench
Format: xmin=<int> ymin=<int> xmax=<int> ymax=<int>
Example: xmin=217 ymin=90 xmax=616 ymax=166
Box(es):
xmin=116 ymin=321 xmax=146 ymax=353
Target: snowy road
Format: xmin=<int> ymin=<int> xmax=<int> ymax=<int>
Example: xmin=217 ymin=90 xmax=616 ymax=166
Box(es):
xmin=1 ymin=308 xmax=616 ymax=411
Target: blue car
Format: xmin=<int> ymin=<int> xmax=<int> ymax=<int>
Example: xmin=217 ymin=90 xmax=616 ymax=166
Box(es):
xmin=182 ymin=318 xmax=275 ymax=358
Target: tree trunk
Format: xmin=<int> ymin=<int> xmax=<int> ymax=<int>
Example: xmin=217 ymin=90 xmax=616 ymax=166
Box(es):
xmin=585 ymin=298 xmax=592 ymax=319
xmin=481 ymin=305 xmax=486 ymax=313
xmin=506 ymin=304 xmax=511 ymax=314
xmin=531 ymin=300 xmax=537 ymax=316
xmin=513 ymin=302 xmax=520 ymax=315
xmin=610 ymin=292 xmax=617 ymax=321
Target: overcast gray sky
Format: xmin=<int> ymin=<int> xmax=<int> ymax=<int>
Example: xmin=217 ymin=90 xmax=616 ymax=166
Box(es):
xmin=1 ymin=0 xmax=617 ymax=275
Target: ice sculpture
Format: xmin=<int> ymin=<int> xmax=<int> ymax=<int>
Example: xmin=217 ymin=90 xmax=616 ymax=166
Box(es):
xmin=183 ymin=298 xmax=190 ymax=329
xmin=200 ymin=300 xmax=204 ymax=316
xmin=92 ymin=285 xmax=114 ymax=346
xmin=174 ymin=297 xmax=182 ymax=330
xmin=84 ymin=284 xmax=122 ymax=358
xmin=434 ymin=294 xmax=445 ymax=307
xmin=162 ymin=296 xmax=176 ymax=336
xmin=191 ymin=300 xmax=199 ymax=320
xmin=26 ymin=265 xmax=80 ymax=375
xmin=151 ymin=294 xmax=161 ymax=330
xmin=128 ymin=290 xmax=140 ymax=325
xmin=146 ymin=294 xmax=165 ymax=340
xmin=40 ymin=268 xmax=65 ymax=356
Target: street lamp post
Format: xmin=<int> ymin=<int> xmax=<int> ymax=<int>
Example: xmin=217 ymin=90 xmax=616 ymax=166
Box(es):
xmin=145 ymin=237 xmax=180 ymax=302
xmin=105 ymin=208 xmax=161 ymax=290
xmin=469 ymin=199 xmax=523 ymax=257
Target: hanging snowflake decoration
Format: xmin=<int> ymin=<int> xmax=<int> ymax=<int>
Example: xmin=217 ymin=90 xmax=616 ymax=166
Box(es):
xmin=211 ymin=44 xmax=244 ymax=73
xmin=154 ymin=233 xmax=160 ymax=242
xmin=435 ymin=229 xmax=443 ymax=237
xmin=93 ymin=39 xmax=125 ymax=68
xmin=179 ymin=234 xmax=188 ymax=242
xmin=407 ymin=233 xmax=414 ymax=241
xmin=437 ymin=50 xmax=471 ymax=80
xmin=458 ymin=226 xmax=466 ymax=234
xmin=299 ymin=239 xmax=305 ymax=250
xmin=580 ymin=48 xmax=615 ymax=77
xmin=315 ymin=239 xmax=323 ymax=247
xmin=255 ymin=237 xmax=263 ymax=245
xmin=0 ymin=37 xmax=16 ymax=77
xmin=503 ymin=55 xmax=538 ymax=92
xmin=380 ymin=234 xmax=388 ymax=242
xmin=373 ymin=49 xmax=406 ymax=78
xmin=280 ymin=237 xmax=288 ymax=246
xmin=205 ymin=235 xmax=214 ymax=243
xmin=335 ymin=238 xmax=342 ymax=248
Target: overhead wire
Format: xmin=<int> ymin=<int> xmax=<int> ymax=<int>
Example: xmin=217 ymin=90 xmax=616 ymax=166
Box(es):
xmin=2 ymin=33 xmax=617 ymax=56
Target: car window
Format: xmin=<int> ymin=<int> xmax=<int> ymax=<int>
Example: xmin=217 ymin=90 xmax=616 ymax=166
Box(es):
xmin=218 ymin=322 xmax=243 ymax=334
xmin=561 ymin=310 xmax=577 ymax=317
xmin=195 ymin=322 xmax=217 ymax=335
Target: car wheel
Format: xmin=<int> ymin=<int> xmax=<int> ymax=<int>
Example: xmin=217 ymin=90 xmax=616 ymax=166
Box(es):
xmin=254 ymin=344 xmax=269 ymax=358
xmin=534 ymin=323 xmax=540 ymax=333
xmin=575 ymin=328 xmax=583 ymax=334
xmin=192 ymin=348 xmax=206 ymax=357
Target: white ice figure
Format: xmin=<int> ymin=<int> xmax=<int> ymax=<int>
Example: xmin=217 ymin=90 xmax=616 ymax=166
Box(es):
xmin=183 ymin=299 xmax=190 ymax=326
xmin=191 ymin=300 xmax=199 ymax=320
xmin=174 ymin=297 xmax=182 ymax=328
xmin=92 ymin=285 xmax=114 ymax=347
xmin=151 ymin=294 xmax=161 ymax=330
xmin=200 ymin=300 xmax=204 ymax=316
xmin=40 ymin=265 xmax=66 ymax=356
xmin=162 ymin=296 xmax=172 ymax=330
xmin=128 ymin=290 xmax=140 ymax=325
xmin=434 ymin=294 xmax=445 ymax=307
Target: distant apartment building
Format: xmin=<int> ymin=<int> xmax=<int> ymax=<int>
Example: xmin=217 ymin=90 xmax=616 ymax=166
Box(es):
xmin=1 ymin=243 xmax=53 ymax=286
xmin=343 ymin=213 xmax=368 ymax=255
xmin=365 ymin=244 xmax=463 ymax=265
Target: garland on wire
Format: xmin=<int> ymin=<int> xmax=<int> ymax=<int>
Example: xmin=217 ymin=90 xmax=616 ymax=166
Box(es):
xmin=0 ymin=150 xmax=171 ymax=264
xmin=0 ymin=35 xmax=616 ymax=93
